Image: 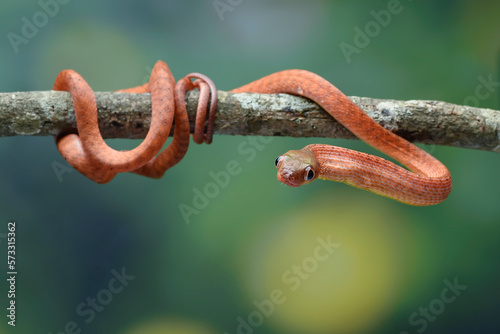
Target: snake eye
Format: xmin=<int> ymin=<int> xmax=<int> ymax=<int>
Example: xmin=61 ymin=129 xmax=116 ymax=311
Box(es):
xmin=304 ymin=166 xmax=315 ymax=181
xmin=275 ymin=156 xmax=282 ymax=167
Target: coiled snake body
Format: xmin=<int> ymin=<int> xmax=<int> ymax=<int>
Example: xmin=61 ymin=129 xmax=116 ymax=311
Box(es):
xmin=54 ymin=61 xmax=452 ymax=206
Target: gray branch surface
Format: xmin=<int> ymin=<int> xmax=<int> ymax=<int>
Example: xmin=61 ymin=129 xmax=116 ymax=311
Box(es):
xmin=1 ymin=90 xmax=499 ymax=152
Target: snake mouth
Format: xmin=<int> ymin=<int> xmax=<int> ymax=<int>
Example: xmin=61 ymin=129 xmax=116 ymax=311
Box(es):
xmin=277 ymin=172 xmax=301 ymax=187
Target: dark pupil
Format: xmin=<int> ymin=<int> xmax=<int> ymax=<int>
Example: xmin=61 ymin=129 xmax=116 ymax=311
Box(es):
xmin=306 ymin=169 xmax=314 ymax=180
xmin=275 ymin=157 xmax=281 ymax=167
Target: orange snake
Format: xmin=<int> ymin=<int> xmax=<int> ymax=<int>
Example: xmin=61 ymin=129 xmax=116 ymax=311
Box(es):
xmin=54 ymin=61 xmax=452 ymax=206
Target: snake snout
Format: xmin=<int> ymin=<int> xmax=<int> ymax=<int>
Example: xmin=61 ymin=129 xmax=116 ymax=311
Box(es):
xmin=277 ymin=169 xmax=302 ymax=187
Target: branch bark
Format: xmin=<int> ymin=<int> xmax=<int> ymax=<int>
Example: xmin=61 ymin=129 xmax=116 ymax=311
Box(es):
xmin=0 ymin=90 xmax=499 ymax=152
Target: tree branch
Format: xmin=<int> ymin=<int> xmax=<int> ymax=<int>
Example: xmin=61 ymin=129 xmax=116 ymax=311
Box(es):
xmin=1 ymin=90 xmax=499 ymax=152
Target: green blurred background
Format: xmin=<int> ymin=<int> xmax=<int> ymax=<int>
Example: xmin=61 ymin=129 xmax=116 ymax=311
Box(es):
xmin=0 ymin=1 xmax=499 ymax=333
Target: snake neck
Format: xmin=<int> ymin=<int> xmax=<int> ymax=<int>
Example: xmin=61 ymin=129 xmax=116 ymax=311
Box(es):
xmin=305 ymin=144 xmax=452 ymax=206
xmin=307 ymin=144 xmax=450 ymax=180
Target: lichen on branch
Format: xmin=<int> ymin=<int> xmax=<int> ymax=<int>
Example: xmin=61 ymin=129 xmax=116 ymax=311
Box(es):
xmin=0 ymin=90 xmax=499 ymax=152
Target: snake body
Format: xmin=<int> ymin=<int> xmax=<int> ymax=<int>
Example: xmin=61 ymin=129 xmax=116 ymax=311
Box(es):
xmin=53 ymin=61 xmax=216 ymax=183
xmin=54 ymin=63 xmax=451 ymax=205
xmin=231 ymin=70 xmax=452 ymax=206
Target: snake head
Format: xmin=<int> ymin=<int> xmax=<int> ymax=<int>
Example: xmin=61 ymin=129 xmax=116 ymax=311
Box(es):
xmin=275 ymin=148 xmax=320 ymax=187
